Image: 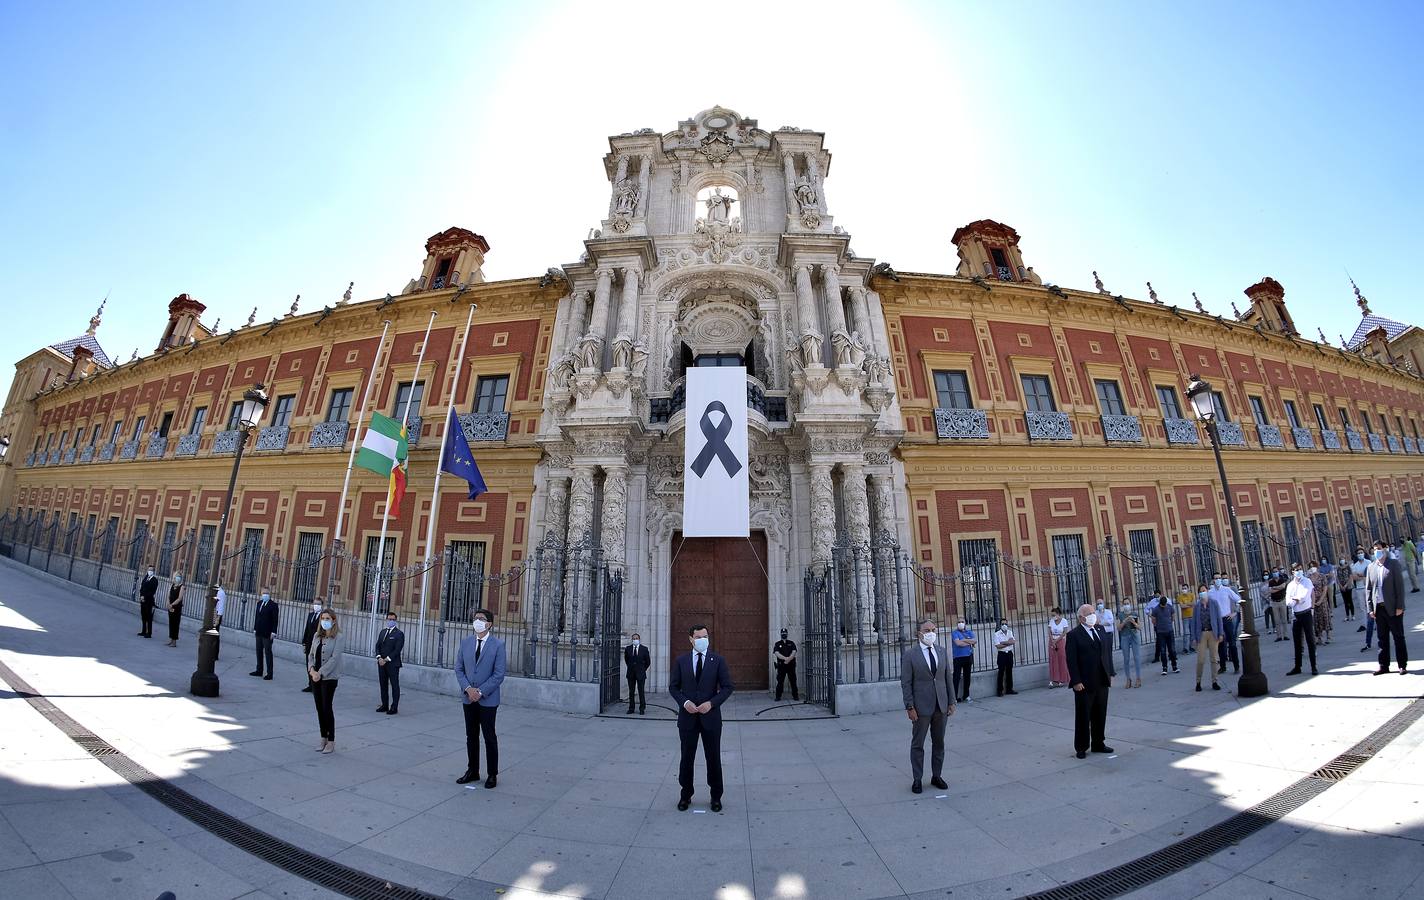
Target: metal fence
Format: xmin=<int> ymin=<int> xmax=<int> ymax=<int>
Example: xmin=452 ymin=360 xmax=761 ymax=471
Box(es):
xmin=0 ymin=511 xmax=622 ymax=697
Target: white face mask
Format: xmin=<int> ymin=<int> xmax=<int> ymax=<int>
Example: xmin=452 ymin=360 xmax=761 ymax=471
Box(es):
xmin=631 ymin=639 xmax=640 ymax=647
xmin=956 ymin=622 xmax=966 ymax=630
xmin=147 ymin=570 xmax=154 ymax=577
xmin=472 ymin=619 xmax=488 ymax=634
xmin=260 ymin=593 xmax=270 ymax=602
xmin=1123 ymin=605 xmax=1132 ymax=612
xmin=313 ymin=604 xmax=322 ymax=612
xmin=1084 ymin=614 xmax=1098 ymax=628
xmin=1308 ymin=567 xmax=1318 ymax=575
xmin=693 ymin=636 xmax=709 ymax=653
xmin=921 ymin=631 xmax=937 ymax=646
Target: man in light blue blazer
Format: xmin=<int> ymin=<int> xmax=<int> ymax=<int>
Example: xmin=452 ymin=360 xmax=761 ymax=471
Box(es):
xmin=455 ymin=608 xmax=506 ymax=789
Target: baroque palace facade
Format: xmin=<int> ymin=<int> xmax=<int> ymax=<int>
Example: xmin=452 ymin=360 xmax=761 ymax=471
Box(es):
xmin=3 ymin=106 xmax=1423 ymax=691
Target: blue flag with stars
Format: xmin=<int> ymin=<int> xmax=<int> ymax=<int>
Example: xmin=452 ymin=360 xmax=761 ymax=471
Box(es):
xmin=441 ymin=408 xmax=487 ymax=499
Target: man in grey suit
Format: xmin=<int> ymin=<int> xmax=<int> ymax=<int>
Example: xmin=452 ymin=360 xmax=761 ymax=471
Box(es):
xmin=900 ymin=618 xmax=956 ymax=794
xmin=1368 ymin=540 xmax=1409 ymax=675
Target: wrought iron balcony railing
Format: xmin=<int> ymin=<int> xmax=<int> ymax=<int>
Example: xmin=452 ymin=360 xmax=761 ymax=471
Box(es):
xmin=98 ymin=442 xmax=116 ymax=462
xmin=256 ymin=425 xmax=290 ymax=451
xmin=403 ymin=416 xmax=422 ymax=446
xmin=79 ymin=446 xmax=94 ymax=463
xmin=1216 ymin=421 xmax=1246 ymax=446
xmin=175 ymin=434 xmax=201 ymax=457
xmin=1164 ymin=417 xmax=1199 ymax=445
xmin=1406 ymin=436 xmax=1419 ymax=455
xmin=1368 ymin=433 xmax=1384 ymax=453
xmin=309 ymin=421 xmax=349 ymax=449
xmin=212 ymin=429 xmax=240 ymax=455
xmin=1101 ymin=414 xmax=1142 ymax=443
xmin=458 ymin=411 xmax=510 ymax=442
xmin=145 ymin=435 xmax=167 ymax=459
xmin=1025 ymin=410 xmax=1073 ymax=441
xmin=61 ymin=447 xmax=76 ymax=465
xmin=1320 ymin=429 xmax=1341 ymax=451
xmin=1291 ymin=426 xmax=1314 ymax=450
xmin=1345 ymin=427 xmax=1364 ymax=451
xmin=1388 ymin=434 xmax=1402 ymax=453
xmin=47 ymin=449 xmax=61 ymax=465
xmin=1256 ymin=424 xmax=1284 ymax=448
xmin=119 ymin=439 xmax=140 ymax=460
xmin=935 ymin=407 xmax=990 ymax=440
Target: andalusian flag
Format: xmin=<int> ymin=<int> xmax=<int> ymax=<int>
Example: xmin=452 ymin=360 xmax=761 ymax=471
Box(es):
xmin=355 ymin=412 xmax=408 ymax=517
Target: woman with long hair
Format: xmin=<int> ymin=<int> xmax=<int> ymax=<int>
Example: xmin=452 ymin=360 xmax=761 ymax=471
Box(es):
xmin=1047 ymin=607 xmax=1071 ymax=687
xmin=306 ymin=608 xmax=344 ymax=753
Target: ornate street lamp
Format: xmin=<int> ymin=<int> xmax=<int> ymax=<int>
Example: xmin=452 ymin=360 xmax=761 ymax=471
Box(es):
xmin=190 ymin=384 xmax=268 ymax=697
xmin=1185 ymin=374 xmax=1268 ymax=697
xmin=0 ymin=435 xmax=11 ymax=461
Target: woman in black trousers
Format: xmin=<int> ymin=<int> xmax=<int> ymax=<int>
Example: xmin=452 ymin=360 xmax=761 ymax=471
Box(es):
xmin=165 ymin=575 xmax=184 ymax=647
xmin=306 ymin=609 xmax=344 ymax=753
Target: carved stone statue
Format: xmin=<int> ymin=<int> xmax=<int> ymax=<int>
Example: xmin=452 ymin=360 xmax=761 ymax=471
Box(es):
xmin=798 ymin=331 xmax=824 ymax=369
xmin=613 ymin=178 xmax=640 ymax=216
xmin=831 ymin=329 xmax=863 ymax=368
xmin=549 ymin=352 xmax=576 ymax=392
xmin=704 ymin=187 xmax=734 ymax=224
xmin=794 ymin=176 xmax=818 ymax=211
xmin=576 ymin=332 xmax=603 ymax=371
xmin=629 ymin=339 xmax=649 ymax=381
xmin=611 ymin=336 xmax=633 ymax=370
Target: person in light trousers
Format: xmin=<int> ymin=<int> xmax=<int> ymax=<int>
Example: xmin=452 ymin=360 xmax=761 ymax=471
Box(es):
xmin=1194 ymin=590 xmax=1221 ymax=691
xmin=306 ymin=608 xmax=343 ymax=753
xmin=1118 ymin=602 xmax=1142 ymax=688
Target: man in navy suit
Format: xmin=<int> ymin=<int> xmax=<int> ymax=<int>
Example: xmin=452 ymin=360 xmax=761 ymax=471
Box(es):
xmin=455 ymin=608 xmax=506 ymax=789
xmin=668 ymin=623 xmax=735 ymax=812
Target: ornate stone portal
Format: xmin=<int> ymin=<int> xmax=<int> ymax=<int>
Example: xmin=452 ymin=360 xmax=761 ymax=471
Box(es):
xmin=534 ymin=106 xmax=906 ymax=690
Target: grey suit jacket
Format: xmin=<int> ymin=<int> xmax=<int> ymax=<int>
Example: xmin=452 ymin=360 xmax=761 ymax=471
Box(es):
xmin=900 ymin=643 xmax=954 ymax=715
xmin=1368 ymin=558 xmax=1407 ymax=617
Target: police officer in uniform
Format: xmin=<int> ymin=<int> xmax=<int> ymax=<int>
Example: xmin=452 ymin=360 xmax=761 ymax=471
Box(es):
xmin=773 ymin=628 xmax=799 ymax=701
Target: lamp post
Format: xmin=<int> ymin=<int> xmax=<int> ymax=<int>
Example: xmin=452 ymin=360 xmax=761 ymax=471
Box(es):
xmin=0 ymin=435 xmax=11 ymax=461
xmin=190 ymin=384 xmax=268 ymax=697
xmin=1185 ymin=374 xmax=1268 ymax=697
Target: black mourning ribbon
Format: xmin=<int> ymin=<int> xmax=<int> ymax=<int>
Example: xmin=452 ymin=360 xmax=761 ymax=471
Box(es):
xmin=689 ymin=401 xmax=742 ymax=478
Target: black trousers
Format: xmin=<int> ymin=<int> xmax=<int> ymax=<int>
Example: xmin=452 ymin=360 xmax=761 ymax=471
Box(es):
xmin=1342 ymin=588 xmax=1356 ymax=618
xmin=139 ymin=601 xmax=155 ymax=636
xmin=312 ymin=678 xmax=338 ymax=741
xmin=167 ymin=604 xmax=182 ymax=641
xmin=1073 ymin=684 xmax=1109 ymax=753
xmin=379 ymin=663 xmax=400 ymax=709
xmin=996 ymin=652 xmax=1014 ymax=694
xmin=1292 ymin=611 xmax=1317 ymax=671
xmin=952 ymin=656 xmax=972 ymax=700
xmin=775 ymin=662 xmax=798 ymax=700
xmin=1378 ymin=612 xmax=1410 ymax=671
xmin=677 ymin=714 xmax=723 ymax=801
xmin=1157 ymin=631 xmax=1177 ymax=670
xmin=626 ymin=674 xmax=645 ymax=710
xmin=254 ymin=635 xmax=274 ymax=674
xmin=462 ymin=702 xmax=499 ymax=775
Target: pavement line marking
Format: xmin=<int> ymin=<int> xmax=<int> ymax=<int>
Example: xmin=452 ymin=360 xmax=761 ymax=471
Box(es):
xmin=0 ymin=657 xmax=446 ymax=900
xmin=1021 ymin=688 xmax=1424 ymax=900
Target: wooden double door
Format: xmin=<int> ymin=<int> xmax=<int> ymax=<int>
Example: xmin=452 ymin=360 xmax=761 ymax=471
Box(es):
xmin=669 ymin=532 xmax=769 ymax=689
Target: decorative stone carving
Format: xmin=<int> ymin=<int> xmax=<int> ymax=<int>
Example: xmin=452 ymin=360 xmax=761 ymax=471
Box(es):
xmin=809 ymin=464 xmax=836 ymax=566
xmin=576 ymin=332 xmax=604 ymax=371
xmin=864 ymin=451 xmax=891 ymax=467
xmin=691 ymin=215 xmax=743 ymax=263
xmin=565 ymin=466 xmax=596 ymax=550
xmin=699 ymin=132 xmax=735 ymax=164
xmin=544 ymin=477 xmax=569 ymax=547
xmin=842 ymin=465 xmax=871 ymax=549
xmin=601 ymin=467 xmax=628 ymax=565
xmin=629 ymin=340 xmax=649 ymax=382
xmin=869 ymin=473 xmax=896 ymax=542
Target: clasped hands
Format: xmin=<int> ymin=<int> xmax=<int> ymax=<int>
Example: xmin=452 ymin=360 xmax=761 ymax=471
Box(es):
xmin=465 ymin=686 xmax=482 ymax=702
xmin=683 ymin=700 xmax=713 ymax=714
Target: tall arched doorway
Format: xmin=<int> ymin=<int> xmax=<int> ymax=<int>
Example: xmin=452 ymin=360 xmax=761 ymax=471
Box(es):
xmin=669 ymin=530 xmax=769 ymax=689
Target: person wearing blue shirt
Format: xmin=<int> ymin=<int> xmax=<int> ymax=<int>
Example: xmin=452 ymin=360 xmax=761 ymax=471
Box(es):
xmin=950 ymin=620 xmax=976 ymax=702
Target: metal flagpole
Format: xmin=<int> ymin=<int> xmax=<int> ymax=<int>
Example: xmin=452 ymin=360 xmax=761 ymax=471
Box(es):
xmin=329 ymin=319 xmax=391 ymax=601
xmin=418 ymin=302 xmax=477 ymax=659
xmin=368 ymin=310 xmax=437 ymax=633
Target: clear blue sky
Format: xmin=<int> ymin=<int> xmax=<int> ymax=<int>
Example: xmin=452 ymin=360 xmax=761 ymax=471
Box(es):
xmin=2 ymin=1 xmax=1420 ymax=405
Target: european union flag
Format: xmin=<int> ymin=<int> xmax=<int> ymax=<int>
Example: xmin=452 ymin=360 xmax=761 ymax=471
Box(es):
xmin=441 ymin=408 xmax=487 ymax=499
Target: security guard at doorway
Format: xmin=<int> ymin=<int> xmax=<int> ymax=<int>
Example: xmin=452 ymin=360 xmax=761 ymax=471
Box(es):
xmin=773 ymin=629 xmax=799 ymax=701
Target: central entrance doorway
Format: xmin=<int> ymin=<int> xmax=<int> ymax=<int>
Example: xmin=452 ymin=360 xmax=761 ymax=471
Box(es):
xmin=669 ymin=531 xmax=769 ymax=689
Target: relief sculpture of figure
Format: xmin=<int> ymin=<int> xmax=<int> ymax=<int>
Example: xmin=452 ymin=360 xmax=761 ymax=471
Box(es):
xmin=705 ymin=187 xmax=734 ymax=224
xmin=577 ymin=332 xmax=603 ymax=371
xmin=629 ymin=340 xmax=649 ymax=381
xmin=794 ymin=176 xmax=818 ymax=211
xmin=611 ymin=337 xmax=633 ymax=371
xmin=614 ymin=178 xmax=640 ymax=216
xmin=831 ymin=329 xmax=862 ymax=368
xmin=549 ymin=352 xmax=577 ymax=391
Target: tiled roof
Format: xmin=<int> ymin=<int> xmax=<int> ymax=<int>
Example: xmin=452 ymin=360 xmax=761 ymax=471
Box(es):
xmin=1347 ymin=314 xmax=1411 ymax=350
xmin=49 ymin=333 xmax=113 ymax=369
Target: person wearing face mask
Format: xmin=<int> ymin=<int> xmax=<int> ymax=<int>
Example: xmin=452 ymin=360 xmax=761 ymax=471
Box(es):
xmin=1338 ymin=558 xmax=1356 ymax=622
xmin=1352 ymin=548 xmax=1371 ymax=638
xmin=1047 ymin=608 xmax=1071 ymax=687
xmin=772 ymin=628 xmax=798 ymax=703
xmin=213 ymin=583 xmax=226 ymax=661
xmin=950 ymin=619 xmax=976 ymax=701
xmin=138 ymin=567 xmax=159 ymax=638
xmin=1117 ymin=603 xmax=1141 ymax=688
xmin=165 ymin=573 xmax=185 ymax=647
xmin=993 ymin=619 xmax=1017 ymax=696
xmin=375 ymin=611 xmax=403 ymax=715
xmin=1176 ymin=583 xmax=1198 ymax=655
xmin=249 ymin=587 xmax=279 ymax=679
xmin=1266 ymin=568 xmax=1290 ymax=640
xmin=1150 ymin=588 xmax=1179 ymax=675
xmin=1206 ymin=574 xmax=1241 ymax=675
xmin=1310 ymin=563 xmax=1333 ymax=646
xmin=1193 ymin=585 xmax=1222 ymax=692
xmin=900 ymin=619 xmax=955 ymax=793
xmin=306 ymin=609 xmax=343 ymax=753
xmin=669 ymin=624 xmax=734 ymax=810
xmin=1065 ymin=603 xmax=1115 ymax=759
xmin=1285 ymin=565 xmax=1318 ymax=676
xmin=1318 ymin=558 xmax=1337 ymax=610
xmin=625 ymin=632 xmax=651 ymax=713
xmin=1366 ymin=540 xmax=1408 ymax=675
xmin=455 ymin=609 xmax=507 ymax=789
xmin=300 ymin=599 xmax=323 ymax=692
xmin=1096 ymin=601 xmax=1115 ymax=644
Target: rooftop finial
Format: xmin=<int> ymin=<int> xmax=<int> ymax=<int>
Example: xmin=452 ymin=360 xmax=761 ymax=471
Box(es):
xmin=1093 ymin=271 xmax=1107 ymax=294
xmin=1147 ymin=282 xmax=1161 ymax=304
xmin=338 ymin=281 xmax=353 ymax=306
xmin=87 ymin=295 xmax=106 ymax=335
xmin=1339 ymin=332 xmax=1348 ymax=348
xmin=287 ymin=294 xmax=300 ymax=317
xmin=1193 ymin=291 xmax=1206 ymax=314
xmin=212 ymin=316 xmax=221 ymax=332
xmin=128 ymin=348 xmax=138 ymax=362
xmin=1351 ymin=277 xmax=1371 ymax=315
xmin=1231 ymin=300 xmax=1243 ymax=319
xmin=1318 ymin=327 xmax=1329 ymax=345
xmin=246 ymin=306 xmax=257 ymax=327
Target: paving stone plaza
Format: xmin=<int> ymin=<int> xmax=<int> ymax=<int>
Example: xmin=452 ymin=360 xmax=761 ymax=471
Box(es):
xmin=3 ymin=560 xmax=1424 ymax=899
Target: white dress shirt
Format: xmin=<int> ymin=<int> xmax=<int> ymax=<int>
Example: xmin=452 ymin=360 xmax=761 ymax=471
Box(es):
xmin=1285 ymin=574 xmax=1314 ymax=614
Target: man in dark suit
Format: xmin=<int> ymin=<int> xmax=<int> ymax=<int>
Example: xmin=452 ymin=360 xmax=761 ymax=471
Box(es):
xmin=375 ymin=610 xmax=404 ymax=714
xmin=300 ymin=599 xmax=322 ymax=692
xmin=1065 ymin=602 xmax=1116 ymax=759
xmin=668 ymin=623 xmax=734 ymax=812
xmin=249 ymin=589 xmax=279 ymax=680
xmin=138 ymin=567 xmax=158 ymax=637
xmin=624 ymin=633 xmax=650 ymax=714
xmin=1368 ymin=540 xmax=1409 ymax=675
xmin=900 ymin=618 xmax=955 ymax=794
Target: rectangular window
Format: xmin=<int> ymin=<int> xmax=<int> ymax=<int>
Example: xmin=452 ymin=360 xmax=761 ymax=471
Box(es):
xmin=1191 ymin=524 xmax=1217 ymax=587
xmin=1094 ymin=380 xmax=1126 ymax=416
xmin=1313 ymin=513 xmax=1334 ymax=564
xmin=57 ymin=430 xmax=68 ymax=452
xmin=932 ymin=370 xmax=973 ymax=410
xmin=189 ymin=406 xmax=208 ymax=434
xmin=158 ymin=521 xmax=179 ymax=576
xmin=239 ymin=527 xmax=264 ymax=593
xmin=84 ymin=514 xmax=97 ymax=557
xmin=65 ymin=512 xmax=79 ymax=554
xmin=1282 ymin=399 xmax=1301 ymax=429
xmin=270 ymin=395 xmax=295 ymax=427
xmin=70 ymin=429 xmax=83 ymax=450
xmin=157 ymin=411 xmax=174 ymax=438
xmin=1051 ymin=534 xmax=1088 ymax=607
xmin=1344 ymin=509 xmax=1360 ymax=552
xmin=393 ymin=381 xmax=425 ymax=419
xmin=1155 ymin=385 xmax=1184 ymax=419
xmin=131 ymin=416 xmax=147 ymax=441
xmin=326 ymin=388 xmax=354 ymax=424
xmin=957 ymin=538 xmax=1001 ymax=623
xmin=1367 ymin=508 xmax=1381 ymax=544
xmin=1313 ymin=403 xmax=1329 ymax=431
xmin=1210 ymin=391 xmax=1230 ymax=421
xmin=102 ymin=516 xmax=119 ymax=564
xmin=109 ymin=420 xmax=123 ymax=445
xmin=1242 ymin=520 xmax=1265 ymax=579
xmin=1380 ymin=415 xmax=1391 ymax=436
xmin=1338 ymin=407 xmax=1352 ymax=429
xmin=1361 ymin=410 xmax=1375 ymax=434
xmin=1397 ymin=416 xmax=1407 ymax=437
xmin=1281 ymin=515 xmax=1300 ymax=566
xmin=292 ymin=531 xmax=323 ymax=605
xmin=1127 ymin=529 xmax=1160 ymax=598
xmin=1248 ymin=396 xmax=1270 ymax=427
xmin=474 ymin=375 xmax=510 ymax=414
xmin=128 ymin=518 xmax=148 ymax=571
xmin=227 ymin=401 xmax=244 ymax=429
xmin=195 ymin=524 xmax=216 ymax=585
xmin=1020 ymin=374 xmax=1056 ymax=413
xmin=444 ymin=540 xmax=488 ymax=622
xmin=694 ymin=353 xmax=743 ymax=367
xmin=362 ymin=535 xmax=397 ymax=612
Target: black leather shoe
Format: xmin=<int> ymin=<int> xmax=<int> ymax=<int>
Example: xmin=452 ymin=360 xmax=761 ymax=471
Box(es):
xmin=677 ymin=798 xmax=691 ymax=811
xmin=376 ymin=706 xmax=388 ymax=713
xmin=626 ymin=708 xmax=635 ymax=714
xmin=711 ymin=800 xmax=722 ymax=812
xmin=456 ymin=770 xmax=480 ymax=785
xmin=1285 ymin=668 xmax=1301 ymax=676
xmin=1311 ymin=670 xmax=1319 ymax=676
xmin=1212 ymin=682 xmax=1221 ymax=690
xmin=911 ymin=780 xmax=922 ymax=794
xmin=249 ymin=671 xmax=262 ymax=677
xmin=1007 ymin=690 xmax=1019 ymax=695
xmin=263 ymin=675 xmax=273 ymax=681
xmin=930 ymin=776 xmax=948 ymax=790
xmin=1375 ymin=669 xmax=1390 ymax=676
xmin=484 ymin=774 xmax=497 ymax=789
xmin=1076 ymin=751 xmax=1087 ymax=759
xmin=638 ymin=708 xmax=645 ymax=715
xmin=386 ymin=708 xmax=398 ymax=715
xmin=301 ymin=686 xmax=313 ymax=693
xmin=1195 ymin=683 xmax=1202 ymax=692
xmin=1091 ymin=745 xmax=1114 ymax=754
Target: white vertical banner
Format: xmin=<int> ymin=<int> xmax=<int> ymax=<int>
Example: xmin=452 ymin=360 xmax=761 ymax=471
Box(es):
xmin=683 ymin=366 xmax=749 ymax=537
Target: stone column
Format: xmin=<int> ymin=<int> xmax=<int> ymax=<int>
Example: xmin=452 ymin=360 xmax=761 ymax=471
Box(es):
xmin=583 ymin=269 xmax=614 ymax=371
xmin=794 ymin=264 xmax=823 ymax=367
xmin=612 ymin=267 xmax=640 ymax=369
xmin=822 ymin=264 xmax=848 ymax=335
xmin=565 ymin=291 xmax=590 ymax=350
xmin=868 ymin=472 xmax=896 ymax=544
xmin=841 ymin=463 xmax=874 ymax=631
xmin=848 ymin=285 xmax=873 ymax=340
xmin=565 ymin=466 xmax=596 ymax=551
xmin=608 ymin=156 xmax=629 ymax=217
xmin=635 ymin=156 xmax=650 ymax=217
xmin=563 ymin=465 xmax=597 ymax=631
xmin=544 ymin=476 xmax=570 ymax=545
xmin=809 ymin=463 xmax=836 ymax=567
xmin=600 ymin=465 xmax=628 ymax=567
xmin=781 ymin=152 xmax=798 ymax=211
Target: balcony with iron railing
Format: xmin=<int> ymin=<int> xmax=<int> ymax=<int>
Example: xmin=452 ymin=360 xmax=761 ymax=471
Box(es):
xmin=1406 ymin=436 xmax=1419 ymax=455
xmin=79 ymin=445 xmax=94 ymax=463
xmin=648 ymin=375 xmax=787 ymax=428
xmin=1100 ymin=414 xmax=1142 ymax=443
xmin=145 ymin=435 xmax=168 ymax=459
xmin=458 ymin=411 xmax=510 ymax=442
xmin=1216 ymin=421 xmax=1246 ymax=446
xmin=175 ymin=434 xmax=201 ymax=457
xmin=1291 ymin=426 xmax=1315 ymax=450
xmin=309 ymin=421 xmax=349 ymax=449
xmin=1257 ymin=424 xmax=1284 ymax=449
xmin=1368 ymin=433 xmax=1384 ymax=453
xmin=255 ymin=425 xmax=290 ymax=452
xmin=213 ymin=429 xmax=240 ymax=455
xmin=1345 ymin=427 xmax=1365 ymax=451
xmin=23 ymin=452 xmax=35 ymax=467
xmin=1164 ymin=417 xmax=1200 ymax=445
xmin=1388 ymin=434 xmax=1402 ymax=453
xmin=98 ymin=442 xmax=116 ymax=462
xmin=61 ymin=447 xmax=76 ymax=465
xmin=1320 ymin=429 xmax=1341 ymax=451
xmin=403 ymin=416 xmax=422 ymax=447
xmin=1025 ymin=410 xmax=1073 ymax=441
xmin=47 ymin=449 xmax=60 ymax=465
xmin=935 ymin=407 xmax=990 ymax=440
xmin=119 ymin=439 xmax=139 ymax=460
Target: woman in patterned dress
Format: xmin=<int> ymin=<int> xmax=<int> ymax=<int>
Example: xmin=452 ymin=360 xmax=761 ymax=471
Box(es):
xmin=1311 ymin=561 xmax=1333 ymax=645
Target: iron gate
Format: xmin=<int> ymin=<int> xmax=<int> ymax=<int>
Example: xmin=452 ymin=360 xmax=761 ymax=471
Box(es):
xmin=598 ymin=567 xmax=624 ymax=708
xmin=802 ymin=565 xmax=838 ymax=712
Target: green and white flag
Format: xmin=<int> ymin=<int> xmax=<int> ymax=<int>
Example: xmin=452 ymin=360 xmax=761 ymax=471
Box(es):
xmin=355 ymin=412 xmax=409 ymax=516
